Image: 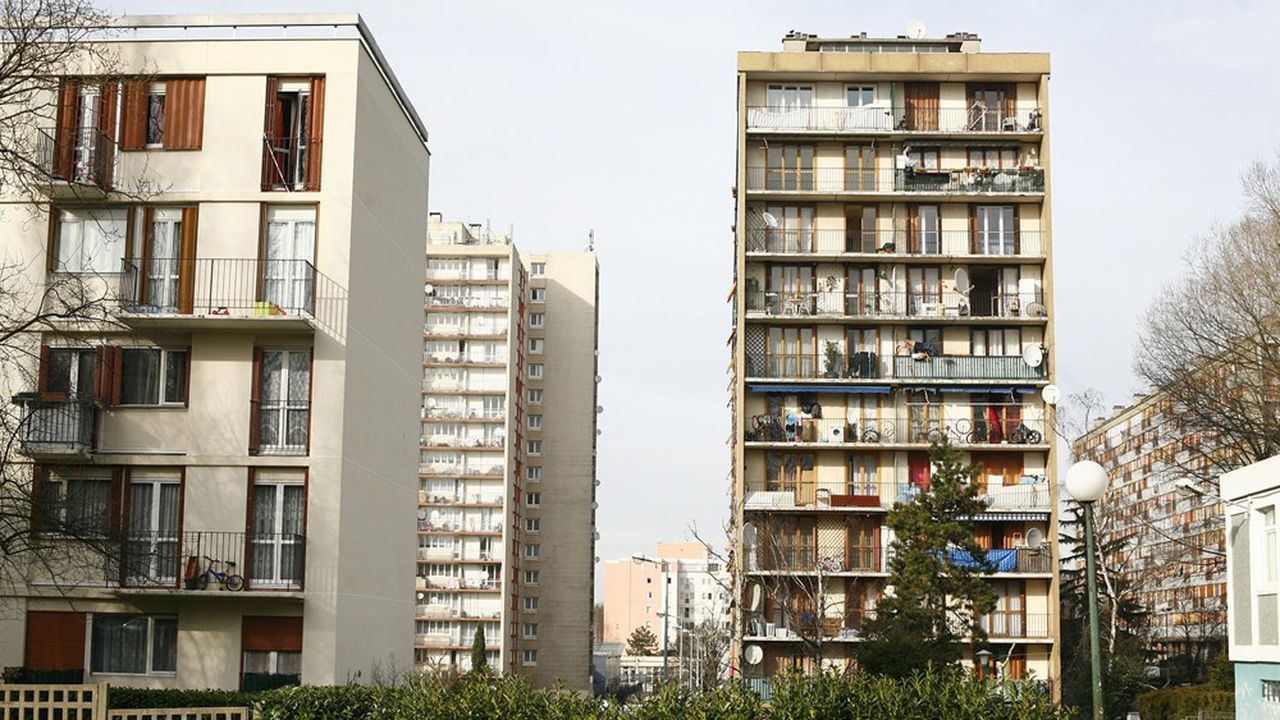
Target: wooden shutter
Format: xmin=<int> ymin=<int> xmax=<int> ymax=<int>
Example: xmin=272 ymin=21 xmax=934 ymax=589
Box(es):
xmin=119 ymin=79 xmax=149 ymax=151
xmin=242 ymin=616 xmax=303 ymax=652
xmin=163 ymin=78 xmax=205 ymax=150
xmin=244 ymin=467 xmax=256 ymax=586
xmin=904 ymin=82 xmax=938 ymax=131
xmin=304 ymin=76 xmax=325 ymax=191
xmin=93 ymin=346 xmax=122 ymax=406
xmin=1013 ymin=206 xmax=1022 ymax=255
xmin=24 ymin=611 xmax=86 ymax=672
xmin=109 ymin=466 xmax=124 ymax=535
xmin=138 ymin=206 xmax=154 ymax=305
xmin=261 ymin=77 xmax=281 ymax=189
xmin=31 ymin=465 xmax=49 ymax=532
xmin=45 ymin=208 xmax=61 ymax=273
xmin=906 ymin=204 xmax=920 ymax=254
xmin=53 ymin=79 xmax=80 ymax=179
xmin=248 ymin=347 xmax=263 ymax=455
xmin=37 ymin=345 xmax=57 ymax=400
xmin=969 ymin=206 xmax=979 ymax=255
xmin=178 ymin=206 xmax=199 ymax=313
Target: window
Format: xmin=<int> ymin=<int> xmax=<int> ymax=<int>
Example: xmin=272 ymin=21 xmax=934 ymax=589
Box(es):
xmin=525 ymin=518 xmax=541 ymax=533
xmin=529 ymin=313 xmax=545 ymax=328
xmin=263 ymin=76 xmax=324 ymax=191
xmin=908 ymin=147 xmax=939 ymax=170
xmin=524 ymin=544 xmax=540 ymax=558
xmin=846 ymin=85 xmax=875 ymax=107
xmin=530 ymin=288 xmax=546 ymax=302
xmin=521 ymin=649 xmax=538 ymax=666
xmin=531 ymin=263 xmax=546 ymax=276
xmin=971 ymin=329 xmax=1021 ymax=357
xmin=255 ymin=348 xmax=311 ymax=454
xmin=243 ymin=650 xmax=301 ymax=687
xmin=529 ymin=338 xmax=544 ymax=354
xmin=145 ymin=85 xmax=165 ymax=146
xmin=527 ymin=440 xmax=542 ymax=456
xmin=529 ymin=364 xmax=544 ymax=379
xmin=249 ymin=474 xmax=306 ymax=588
xmin=975 ymin=206 xmax=1017 ymax=256
xmin=43 ymin=347 xmax=96 ymax=399
xmin=90 ymin=614 xmax=176 ymax=675
xmin=524 ymin=596 xmax=539 ymax=611
xmin=523 ymin=623 xmax=539 ymax=639
xmin=524 ymin=570 xmax=539 ymax=585
xmin=40 ymin=468 xmax=113 ymax=536
xmin=1265 ymin=680 xmax=1280 ymax=703
xmin=119 ymin=348 xmax=188 ymax=405
xmin=124 ymin=472 xmax=180 ymax=583
xmin=766 ymin=144 xmax=815 ymax=191
xmin=912 ymin=205 xmax=940 ymax=254
xmin=527 ymin=388 xmax=543 ymax=404
xmin=766 ymin=84 xmax=813 ymax=109
xmin=262 ymin=206 xmax=317 ymax=315
xmin=528 ymin=414 xmax=542 ymax=430
xmin=525 ymin=492 xmax=541 ymax=507
xmin=1266 ymin=506 xmax=1277 ymax=583
xmin=967 ymin=146 xmax=1018 ymax=169
xmin=52 ymin=208 xmax=128 ymax=273
xmin=526 ymin=466 xmax=542 ymax=482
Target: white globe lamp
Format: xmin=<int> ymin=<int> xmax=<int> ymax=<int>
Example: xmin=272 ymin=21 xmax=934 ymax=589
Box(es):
xmin=1065 ymin=460 xmax=1109 ymax=504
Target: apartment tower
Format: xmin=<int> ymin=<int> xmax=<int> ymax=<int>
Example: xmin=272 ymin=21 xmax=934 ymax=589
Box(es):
xmin=601 ymin=542 xmax=732 ymax=654
xmin=0 ymin=15 xmax=430 ymax=688
xmin=420 ymin=216 xmax=598 ymax=689
xmin=730 ymin=31 xmax=1059 ymax=689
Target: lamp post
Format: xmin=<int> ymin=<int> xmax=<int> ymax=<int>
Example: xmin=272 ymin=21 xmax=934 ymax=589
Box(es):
xmin=633 ymin=554 xmax=671 ymax=679
xmin=1066 ymin=460 xmax=1111 ymax=720
xmin=974 ymin=648 xmax=994 ymax=680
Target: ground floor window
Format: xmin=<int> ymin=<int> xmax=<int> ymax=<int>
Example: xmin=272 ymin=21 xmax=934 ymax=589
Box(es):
xmin=89 ymin=614 xmax=177 ymax=675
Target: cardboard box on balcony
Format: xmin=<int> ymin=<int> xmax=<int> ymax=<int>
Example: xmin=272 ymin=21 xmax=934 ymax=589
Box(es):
xmin=832 ymin=494 xmax=880 ymax=507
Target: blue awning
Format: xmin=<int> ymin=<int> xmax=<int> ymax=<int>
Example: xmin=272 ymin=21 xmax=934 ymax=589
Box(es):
xmin=908 ymin=386 xmax=1037 ymax=395
xmin=748 ymin=384 xmax=891 ymax=395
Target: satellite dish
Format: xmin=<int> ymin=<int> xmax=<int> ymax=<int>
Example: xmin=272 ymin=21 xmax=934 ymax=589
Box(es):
xmin=597 ymin=405 xmax=604 ymax=414
xmin=424 ymin=284 xmax=435 ymax=295
xmin=1026 ymin=527 xmax=1045 ymax=549
xmin=953 ymin=268 xmax=971 ymax=294
xmin=742 ymin=522 xmax=757 ymax=549
xmin=1022 ymin=345 xmax=1044 ymax=369
xmin=745 ymin=644 xmax=764 ymax=665
xmin=761 ymin=212 xmax=779 ymax=229
xmin=417 ymin=509 xmax=427 ymax=520
xmin=906 ymin=20 xmax=927 ymax=39
xmin=749 ymin=583 xmax=763 ymax=612
xmin=1041 ymin=384 xmax=1061 ymax=406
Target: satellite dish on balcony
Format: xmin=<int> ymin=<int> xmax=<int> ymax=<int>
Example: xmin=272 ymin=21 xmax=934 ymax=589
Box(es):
xmin=1041 ymin=384 xmax=1061 ymax=406
xmin=425 ymin=284 xmax=435 ymax=296
xmin=1022 ymin=344 xmax=1044 ymax=368
xmin=745 ymin=644 xmax=764 ymax=665
xmin=953 ymin=268 xmax=971 ymax=295
xmin=417 ymin=509 xmax=427 ymax=520
xmin=749 ymin=583 xmax=763 ymax=612
xmin=906 ymin=20 xmax=927 ymax=39
xmin=742 ymin=522 xmax=757 ymax=549
xmin=1026 ymin=528 xmax=1045 ymax=549
xmin=761 ymin=212 xmax=779 ymax=229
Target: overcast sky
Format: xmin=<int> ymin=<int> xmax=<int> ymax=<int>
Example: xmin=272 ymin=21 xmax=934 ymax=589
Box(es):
xmin=120 ymin=0 xmax=1280 ymax=579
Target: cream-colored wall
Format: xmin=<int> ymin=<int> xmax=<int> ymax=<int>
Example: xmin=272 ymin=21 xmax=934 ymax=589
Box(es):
xmin=601 ymin=559 xmax=663 ymax=645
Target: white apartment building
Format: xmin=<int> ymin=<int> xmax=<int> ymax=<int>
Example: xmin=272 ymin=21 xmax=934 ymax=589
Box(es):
xmin=420 ymin=215 xmax=598 ymax=690
xmin=602 ymin=542 xmax=732 ymax=653
xmin=0 ymin=14 xmax=429 ymax=690
xmin=1224 ymin=456 xmax=1280 ymax=719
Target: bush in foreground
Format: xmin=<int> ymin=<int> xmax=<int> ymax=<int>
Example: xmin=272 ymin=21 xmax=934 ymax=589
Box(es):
xmin=1134 ymin=685 xmax=1234 ymax=720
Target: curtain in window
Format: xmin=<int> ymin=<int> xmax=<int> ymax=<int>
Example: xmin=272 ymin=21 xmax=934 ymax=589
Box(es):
xmin=120 ymin=349 xmax=161 ymax=405
xmin=66 ymin=477 xmax=111 ymax=534
xmin=286 ymin=351 xmax=310 ymax=448
xmin=258 ymin=352 xmax=283 ymax=449
xmin=150 ymin=618 xmax=177 ymax=672
xmin=57 ymin=210 xmax=127 ymax=273
xmin=147 ymin=218 xmax=180 ymax=309
xmin=90 ymin=615 xmax=148 ymax=673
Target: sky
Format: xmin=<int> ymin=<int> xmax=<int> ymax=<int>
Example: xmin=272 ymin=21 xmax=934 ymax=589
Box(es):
xmin=118 ymin=0 xmax=1280 ymax=579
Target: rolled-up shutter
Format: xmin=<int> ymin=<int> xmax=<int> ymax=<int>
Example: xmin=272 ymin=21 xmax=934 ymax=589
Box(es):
xmin=242 ymin=616 xmax=303 ymax=652
xmin=24 ymin=611 xmax=86 ymax=673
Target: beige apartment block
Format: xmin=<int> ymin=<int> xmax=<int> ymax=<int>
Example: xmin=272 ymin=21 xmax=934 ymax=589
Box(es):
xmin=601 ymin=542 xmax=731 ymax=652
xmin=729 ymin=31 xmax=1059 ymax=692
xmin=420 ymin=217 xmax=598 ymax=690
xmin=0 ymin=14 xmax=430 ymax=690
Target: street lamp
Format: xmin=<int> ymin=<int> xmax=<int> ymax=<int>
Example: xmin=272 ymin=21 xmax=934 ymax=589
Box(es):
xmin=1066 ymin=460 xmax=1110 ymax=720
xmin=974 ymin=648 xmax=994 ymax=680
xmin=633 ymin=554 xmax=671 ymax=679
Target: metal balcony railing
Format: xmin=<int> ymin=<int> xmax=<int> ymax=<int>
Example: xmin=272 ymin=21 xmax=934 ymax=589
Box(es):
xmin=115 ymin=530 xmax=305 ymax=591
xmin=12 ymin=396 xmax=96 ymax=456
xmin=744 ymin=353 xmax=1044 ymax=381
xmin=744 ymin=480 xmax=924 ymax=510
xmin=746 ymin=610 xmax=882 ymax=640
xmin=37 ymin=126 xmax=116 ymax=189
xmin=941 ymin=546 xmax=1053 ymax=574
xmin=745 ymin=167 xmax=1045 ymax=195
xmin=893 ymin=355 xmax=1044 ymax=381
xmin=425 ymin=295 xmax=509 ymax=310
xmin=750 ymin=542 xmax=889 ymax=573
xmin=744 ymin=352 xmax=882 ymax=380
xmin=745 ymin=414 xmax=1046 ymax=446
xmin=980 ymin=611 xmax=1051 ymax=639
xmin=743 ymin=228 xmax=1042 ymax=257
xmin=262 ymin=135 xmax=321 ymax=191
xmin=743 ymin=289 xmax=1046 ymax=319
xmin=118 ymin=257 xmax=343 ymax=322
xmin=745 ymin=105 xmax=1043 ymax=134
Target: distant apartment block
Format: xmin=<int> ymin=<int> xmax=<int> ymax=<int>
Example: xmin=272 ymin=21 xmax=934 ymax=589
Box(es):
xmin=729 ymin=30 xmax=1059 ymax=690
xmin=601 ymin=542 xmax=732 ymax=652
xmin=419 ymin=215 xmax=598 ymax=689
xmin=0 ymin=14 xmax=430 ymax=689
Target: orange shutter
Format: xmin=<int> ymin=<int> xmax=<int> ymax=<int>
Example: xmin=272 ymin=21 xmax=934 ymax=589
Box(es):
xmin=24 ymin=611 xmax=86 ymax=671
xmin=163 ymin=78 xmax=205 ymax=150
xmin=969 ymin=206 xmax=979 ymax=255
xmin=119 ymin=79 xmax=149 ymax=151
xmin=304 ymin=76 xmax=325 ymax=191
xmin=178 ymin=206 xmax=199 ymax=313
xmin=261 ymin=77 xmax=281 ymax=190
xmin=248 ymin=347 xmax=263 ymax=455
xmin=53 ymin=79 xmax=80 ymax=179
xmin=243 ymin=616 xmax=303 ymax=652
xmin=37 ymin=345 xmax=56 ymax=400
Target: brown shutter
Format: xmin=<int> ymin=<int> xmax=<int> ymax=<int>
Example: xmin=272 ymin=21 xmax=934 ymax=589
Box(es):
xmin=37 ymin=345 xmax=55 ymax=400
xmin=1013 ymin=206 xmax=1022 ymax=255
xmin=178 ymin=206 xmax=199 ymax=313
xmin=31 ymin=465 xmax=49 ymax=533
xmin=305 ymin=350 xmax=314 ymax=455
xmin=138 ymin=206 xmax=154 ymax=305
xmin=248 ymin=347 xmax=263 ymax=455
xmin=904 ymin=82 xmax=938 ymax=131
xmin=164 ymin=78 xmax=205 ymax=150
xmin=24 ymin=611 xmax=86 ymax=671
xmin=46 ymin=208 xmax=61 ymax=272
xmin=244 ymin=467 xmax=257 ymax=587
xmin=304 ymin=76 xmax=325 ymax=191
xmin=261 ymin=77 xmax=280 ymax=190
xmin=1002 ymin=84 xmax=1017 ymax=124
xmin=242 ymin=616 xmax=303 ymax=652
xmin=94 ymin=346 xmax=122 ymax=406
xmin=119 ymin=79 xmax=149 ymax=151
xmin=906 ymin=204 xmax=920 ymax=254
xmin=969 ymin=206 xmax=979 ymax=255
xmin=109 ymin=466 xmax=124 ymax=535
xmin=53 ymin=79 xmax=80 ymax=179
xmin=256 ymin=203 xmax=269 ymax=300
xmin=95 ymin=83 xmax=118 ymax=190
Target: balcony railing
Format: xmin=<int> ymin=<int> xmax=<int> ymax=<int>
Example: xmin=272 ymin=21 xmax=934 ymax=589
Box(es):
xmin=746 ymin=610 xmax=882 ymax=641
xmin=12 ymin=396 xmax=96 ymax=456
xmin=420 ymin=435 xmax=506 ymax=449
xmin=423 ymin=352 xmax=508 ymax=366
xmin=893 ymin=355 xmax=1044 ymax=381
xmin=114 ymin=530 xmax=305 ymax=591
xmin=419 ymin=492 xmax=504 ymax=506
xmin=980 ymin=611 xmax=1051 ymax=639
xmin=261 ymin=135 xmax=321 ymax=191
xmin=745 ymin=105 xmax=1043 ymax=134
xmin=744 ymin=289 xmax=1046 ymax=320
xmin=417 ymin=518 xmax=504 ymax=534
xmin=744 ymin=353 xmax=1044 ymax=381
xmin=37 ymin=126 xmax=116 ymax=190
xmin=941 ymin=546 xmax=1053 ymax=574
xmin=417 ymin=577 xmax=502 ymax=591
xmin=744 ymin=351 xmax=881 ymax=380
xmin=421 ymin=408 xmax=507 ymax=421
xmin=425 ymin=295 xmax=509 ymax=310
xmin=746 ymin=414 xmax=1046 ymax=447
xmin=744 ymin=228 xmax=1042 ymax=257
xmin=745 ymin=167 xmax=1045 ymax=195
xmin=750 ymin=542 xmax=888 ymax=573
xmin=745 ymin=480 xmax=923 ymax=510
xmin=419 ymin=463 xmax=506 ymax=477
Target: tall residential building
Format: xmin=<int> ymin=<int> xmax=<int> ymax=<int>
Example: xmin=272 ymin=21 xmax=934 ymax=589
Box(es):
xmin=601 ymin=542 xmax=732 ymax=652
xmin=420 ymin=215 xmax=598 ymax=690
xmin=0 ymin=14 xmax=430 ymax=688
xmin=729 ymin=31 xmax=1059 ymax=689
xmin=1073 ymin=394 xmax=1227 ymax=658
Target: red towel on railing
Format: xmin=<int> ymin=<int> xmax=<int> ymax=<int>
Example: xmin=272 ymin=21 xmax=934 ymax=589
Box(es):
xmin=987 ymin=406 xmax=1003 ymax=443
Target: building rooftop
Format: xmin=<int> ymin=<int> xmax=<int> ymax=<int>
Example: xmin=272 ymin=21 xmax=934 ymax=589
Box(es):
xmin=781 ymin=29 xmax=982 ymax=54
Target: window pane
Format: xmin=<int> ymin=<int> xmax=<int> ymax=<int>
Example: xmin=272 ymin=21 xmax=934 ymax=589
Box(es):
xmin=66 ymin=477 xmax=111 ymax=534
xmin=287 ymin=351 xmax=311 ymax=403
xmin=164 ymin=350 xmax=187 ymax=404
xmin=260 ymin=352 xmax=283 ymax=403
xmin=243 ymin=650 xmax=272 ymax=673
xmin=146 ymin=94 xmax=166 ymax=145
xmin=120 ymin=349 xmax=161 ymax=404
xmin=151 ymin=618 xmax=177 ymax=672
xmin=91 ymin=615 xmax=149 ymax=673
xmin=47 ymin=349 xmax=73 ymax=395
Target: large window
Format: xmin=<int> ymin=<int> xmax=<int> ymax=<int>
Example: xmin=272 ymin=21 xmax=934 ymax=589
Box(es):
xmin=53 ymin=208 xmax=128 ymax=273
xmin=911 ymin=205 xmax=940 ymax=254
xmin=974 ymin=206 xmax=1016 ymax=256
xmin=124 ymin=472 xmax=180 ymax=585
xmin=1266 ymin=506 xmax=1277 ymax=584
xmin=766 ymin=84 xmax=813 ymax=109
xmin=40 ymin=468 xmax=113 ymax=536
xmin=43 ymin=347 xmax=96 ymax=399
xmin=256 ymin=348 xmax=311 ymax=454
xmin=971 ymin=329 xmax=1021 ymax=357
xmin=263 ymin=206 xmax=317 ymax=315
xmin=119 ymin=348 xmax=188 ymax=406
xmin=249 ymin=474 xmax=305 ymax=588
xmin=90 ymin=614 xmax=177 ymax=675
xmin=766 ymin=145 xmax=815 ymax=191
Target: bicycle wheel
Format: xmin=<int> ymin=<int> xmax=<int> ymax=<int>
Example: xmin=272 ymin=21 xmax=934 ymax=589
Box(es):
xmin=862 ymin=428 xmax=881 ymax=443
xmin=196 ymin=572 xmax=210 ymax=591
xmin=224 ymin=574 xmax=246 ymax=592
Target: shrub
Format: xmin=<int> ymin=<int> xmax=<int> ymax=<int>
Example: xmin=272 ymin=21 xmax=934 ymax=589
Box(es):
xmin=1135 ymin=686 xmax=1235 ymax=720
xmin=108 ymin=687 xmax=265 ymax=709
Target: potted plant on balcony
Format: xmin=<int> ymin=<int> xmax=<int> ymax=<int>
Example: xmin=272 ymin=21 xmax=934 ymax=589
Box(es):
xmin=823 ymin=341 xmax=842 ymax=379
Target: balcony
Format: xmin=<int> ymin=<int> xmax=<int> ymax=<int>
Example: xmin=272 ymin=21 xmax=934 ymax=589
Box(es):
xmin=893 ymin=355 xmax=1044 ymax=381
xmin=743 ymin=228 xmax=1043 ymax=259
xmin=416 ymin=577 xmax=502 ymax=592
xmin=743 ymin=353 xmax=1044 ymax=382
xmin=420 ymin=435 xmax=506 ymax=450
xmin=419 ymin=492 xmax=504 ymax=507
xmin=423 ymin=352 xmax=508 ymax=368
xmin=425 ymin=295 xmax=509 ymax=311
xmin=745 ymin=105 xmax=1043 ymax=136
xmin=980 ymin=611 xmax=1051 ymax=640
xmin=744 ymin=479 xmax=1051 ymax=514
xmin=112 ymin=530 xmax=305 ymax=593
xmin=744 ymin=289 xmax=1047 ymax=321
xmin=421 ymin=408 xmax=507 ymax=421
xmin=748 ymin=541 xmax=887 ymax=574
xmin=745 ymin=414 xmax=1047 ymax=448
xmin=117 ymin=258 xmax=345 ymax=332
xmin=746 ymin=610 xmax=882 ymax=642
xmin=423 ymin=324 xmax=509 ymax=339
xmin=417 ymin=518 xmax=504 ymax=535
xmin=418 ymin=463 xmax=506 ymax=478
xmin=745 ymin=167 xmax=1045 ymax=197
xmin=942 ymin=546 xmax=1053 ymax=575
xmin=12 ymin=396 xmax=95 ymax=458
xmin=36 ymin=126 xmax=116 ymax=196
xmin=261 ymin=135 xmax=321 ymax=191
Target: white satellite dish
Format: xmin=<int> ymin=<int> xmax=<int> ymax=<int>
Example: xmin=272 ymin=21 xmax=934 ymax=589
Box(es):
xmin=424 ymin=283 xmax=435 ymax=296
xmin=749 ymin=583 xmax=762 ymax=612
xmin=742 ymin=522 xmax=757 ymax=549
xmin=906 ymin=20 xmax=927 ymax=39
xmin=1041 ymin=384 xmax=1061 ymax=406
xmin=1026 ymin=527 xmax=1045 ymax=549
xmin=1022 ymin=344 xmax=1044 ymax=368
xmin=953 ymin=268 xmax=971 ymax=294
xmin=417 ymin=508 xmax=427 ymax=520
xmin=761 ymin=212 xmax=779 ymax=229
xmin=745 ymin=644 xmax=764 ymax=666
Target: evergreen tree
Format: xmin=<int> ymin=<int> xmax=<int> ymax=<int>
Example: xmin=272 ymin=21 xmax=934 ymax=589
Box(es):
xmin=856 ymin=441 xmax=997 ymax=677
xmin=627 ymin=624 xmax=661 ymax=656
xmin=471 ymin=627 xmax=489 ymax=674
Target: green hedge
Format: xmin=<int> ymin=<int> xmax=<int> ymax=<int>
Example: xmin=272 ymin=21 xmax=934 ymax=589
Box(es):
xmin=1134 ymin=686 xmax=1235 ymax=720
xmin=109 ymin=687 xmax=265 ymax=709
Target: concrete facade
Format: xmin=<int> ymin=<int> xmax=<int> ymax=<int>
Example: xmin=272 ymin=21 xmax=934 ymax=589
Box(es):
xmin=601 ymin=542 xmax=730 ymax=653
xmin=1223 ymin=456 xmax=1280 ymax=719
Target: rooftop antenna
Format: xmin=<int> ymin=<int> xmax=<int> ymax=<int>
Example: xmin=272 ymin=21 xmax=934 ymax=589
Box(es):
xmin=906 ymin=20 xmax=927 ymax=39
xmin=587 ymin=228 xmax=595 ymax=252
